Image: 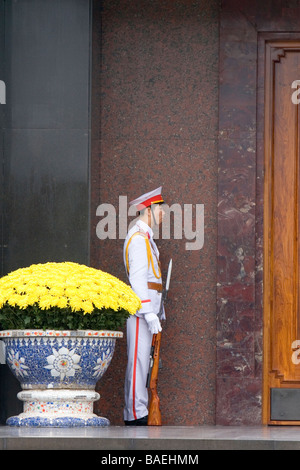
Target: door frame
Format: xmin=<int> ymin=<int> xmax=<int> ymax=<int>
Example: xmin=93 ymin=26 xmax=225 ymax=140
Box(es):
xmin=261 ymin=32 xmax=300 ymax=424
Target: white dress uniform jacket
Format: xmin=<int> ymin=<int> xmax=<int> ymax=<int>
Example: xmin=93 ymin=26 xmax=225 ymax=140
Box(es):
xmin=123 ymin=219 xmax=162 ymax=422
xmin=124 ymin=219 xmax=162 ymax=316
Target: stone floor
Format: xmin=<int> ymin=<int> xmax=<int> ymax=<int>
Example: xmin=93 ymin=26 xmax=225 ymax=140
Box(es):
xmin=1 ymin=425 xmax=300 ymax=450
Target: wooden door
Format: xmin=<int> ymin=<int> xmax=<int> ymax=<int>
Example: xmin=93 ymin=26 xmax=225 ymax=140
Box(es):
xmin=263 ymin=39 xmax=300 ymax=424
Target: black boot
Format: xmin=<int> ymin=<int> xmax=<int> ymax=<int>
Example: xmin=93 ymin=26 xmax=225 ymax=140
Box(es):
xmin=124 ymin=415 xmax=148 ymax=426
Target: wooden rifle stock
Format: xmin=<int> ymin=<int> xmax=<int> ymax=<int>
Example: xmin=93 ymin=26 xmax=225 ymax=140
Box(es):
xmin=147 ymin=331 xmax=162 ymax=426
xmin=147 ymin=259 xmax=172 ymax=426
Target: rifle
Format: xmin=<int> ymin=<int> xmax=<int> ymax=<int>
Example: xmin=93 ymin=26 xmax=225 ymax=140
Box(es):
xmin=147 ymin=259 xmax=172 ymax=426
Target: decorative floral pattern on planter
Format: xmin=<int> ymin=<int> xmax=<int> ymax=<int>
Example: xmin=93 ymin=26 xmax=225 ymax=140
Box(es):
xmin=93 ymin=349 xmax=112 ymax=378
xmin=7 ymin=350 xmax=29 ymax=378
xmin=1 ymin=330 xmax=117 ymax=390
xmin=44 ymin=347 xmax=81 ymax=380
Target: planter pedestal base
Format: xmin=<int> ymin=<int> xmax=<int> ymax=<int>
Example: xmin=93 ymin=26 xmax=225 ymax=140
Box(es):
xmin=6 ymin=389 xmax=110 ymax=427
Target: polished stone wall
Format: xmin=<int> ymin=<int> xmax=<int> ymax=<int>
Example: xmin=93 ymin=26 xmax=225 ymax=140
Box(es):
xmin=91 ymin=0 xmax=300 ymax=426
xmin=91 ymin=0 xmax=219 ymax=425
xmin=2 ymin=0 xmax=299 ymax=429
xmin=217 ymin=0 xmax=300 ymax=425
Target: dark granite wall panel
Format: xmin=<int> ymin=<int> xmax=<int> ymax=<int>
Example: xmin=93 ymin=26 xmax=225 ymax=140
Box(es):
xmin=2 ymin=0 xmax=91 ymax=275
xmin=0 ymin=0 xmax=5 ymax=275
xmin=0 ymin=0 xmax=91 ymax=424
xmin=91 ymin=0 xmax=219 ymax=425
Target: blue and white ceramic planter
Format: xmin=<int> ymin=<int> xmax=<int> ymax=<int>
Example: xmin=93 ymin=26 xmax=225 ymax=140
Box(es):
xmin=0 ymin=329 xmax=123 ymax=427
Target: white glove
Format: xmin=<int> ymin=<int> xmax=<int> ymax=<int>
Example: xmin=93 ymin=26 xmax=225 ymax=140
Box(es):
xmin=144 ymin=313 xmax=162 ymax=334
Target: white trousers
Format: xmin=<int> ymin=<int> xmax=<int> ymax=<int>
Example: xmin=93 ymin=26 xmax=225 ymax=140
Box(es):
xmin=124 ymin=315 xmax=152 ymax=421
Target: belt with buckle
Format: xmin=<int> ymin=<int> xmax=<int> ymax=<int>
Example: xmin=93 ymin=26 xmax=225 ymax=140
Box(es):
xmin=147 ymin=282 xmax=162 ymax=292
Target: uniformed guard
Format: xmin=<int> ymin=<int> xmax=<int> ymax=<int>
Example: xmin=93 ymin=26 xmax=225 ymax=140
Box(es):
xmin=123 ymin=187 xmax=166 ymax=426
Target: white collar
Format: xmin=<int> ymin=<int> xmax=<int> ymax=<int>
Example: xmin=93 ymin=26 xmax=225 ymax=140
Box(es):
xmin=137 ymin=219 xmax=153 ymax=239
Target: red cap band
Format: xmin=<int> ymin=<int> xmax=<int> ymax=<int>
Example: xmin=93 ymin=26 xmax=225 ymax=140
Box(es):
xmin=136 ymin=195 xmax=164 ymax=211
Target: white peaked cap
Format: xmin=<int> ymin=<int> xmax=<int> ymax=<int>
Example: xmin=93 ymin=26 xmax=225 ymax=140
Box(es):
xmin=129 ymin=186 xmax=164 ymax=211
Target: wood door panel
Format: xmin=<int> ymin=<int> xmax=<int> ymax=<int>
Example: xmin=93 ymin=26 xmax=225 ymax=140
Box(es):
xmin=264 ymin=40 xmax=300 ymax=423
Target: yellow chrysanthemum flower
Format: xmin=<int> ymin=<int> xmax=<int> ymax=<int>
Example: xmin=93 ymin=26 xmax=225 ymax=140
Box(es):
xmin=0 ymin=262 xmax=141 ymax=316
xmin=81 ymin=300 xmax=94 ymax=314
xmin=55 ymin=297 xmax=68 ymax=309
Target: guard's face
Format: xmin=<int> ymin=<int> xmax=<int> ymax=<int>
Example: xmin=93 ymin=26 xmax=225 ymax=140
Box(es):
xmin=152 ymin=203 xmax=165 ymax=225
